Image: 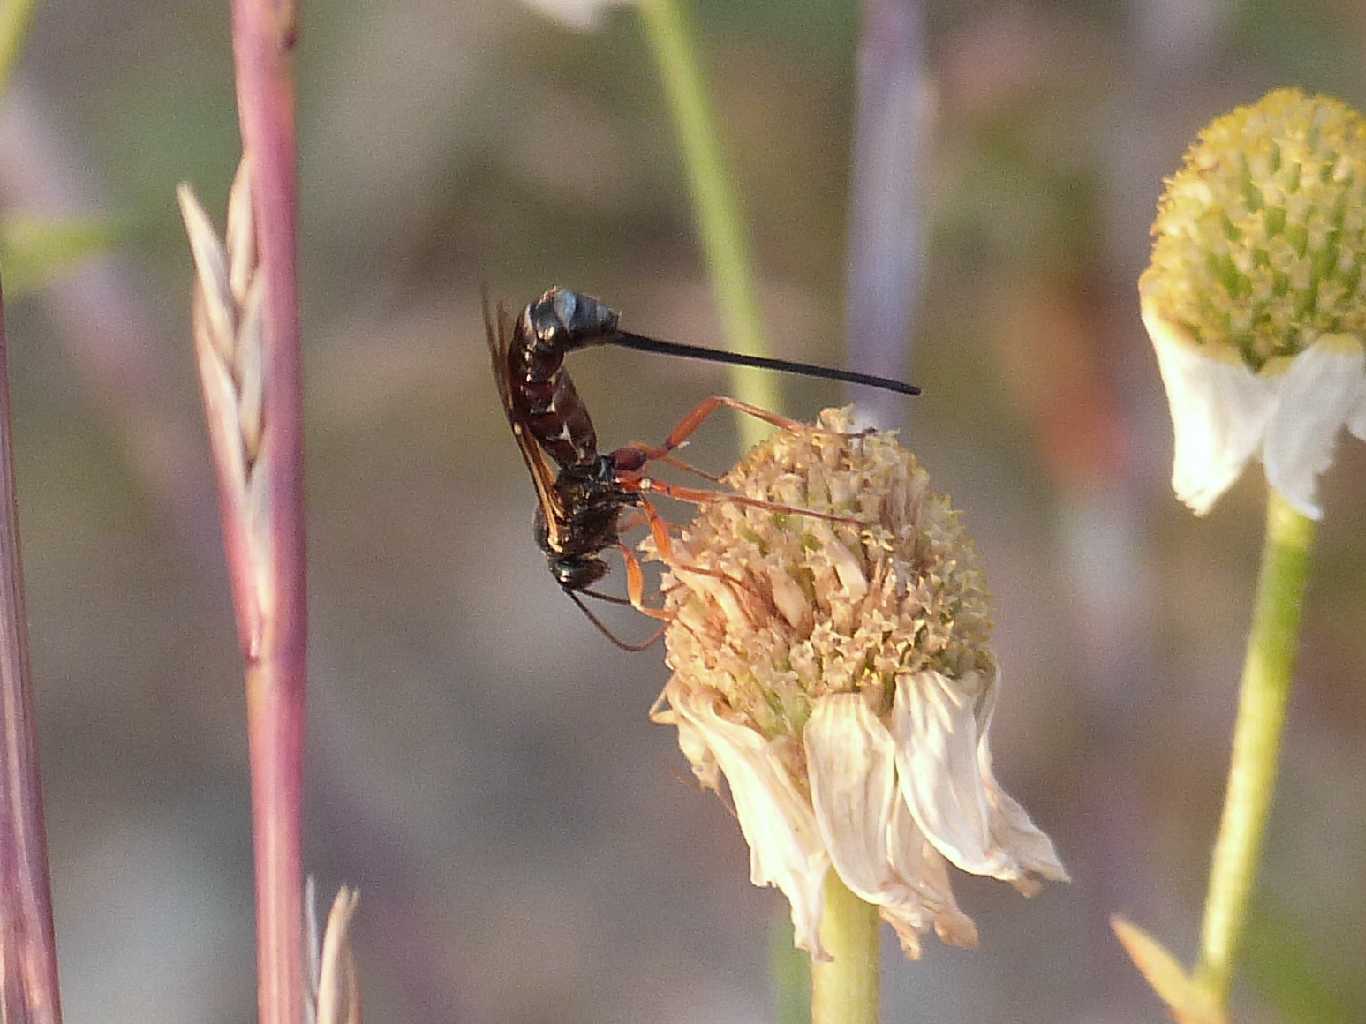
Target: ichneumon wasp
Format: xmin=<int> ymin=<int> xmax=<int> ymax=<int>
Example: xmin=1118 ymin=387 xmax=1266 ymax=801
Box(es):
xmin=484 ymin=286 xmax=919 ymax=649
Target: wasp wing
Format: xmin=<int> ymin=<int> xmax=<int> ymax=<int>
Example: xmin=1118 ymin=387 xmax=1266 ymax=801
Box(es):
xmin=483 ymin=290 xmax=567 ymax=552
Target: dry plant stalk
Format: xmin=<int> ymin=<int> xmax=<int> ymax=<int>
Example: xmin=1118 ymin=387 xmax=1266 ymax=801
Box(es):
xmin=179 ymin=156 xmax=311 ymax=1024
xmin=0 ymin=280 xmax=63 ymax=1024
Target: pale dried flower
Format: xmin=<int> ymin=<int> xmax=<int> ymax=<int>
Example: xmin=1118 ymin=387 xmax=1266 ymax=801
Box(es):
xmin=1141 ymin=88 xmax=1366 ymax=518
xmin=649 ymin=408 xmax=1066 ymax=960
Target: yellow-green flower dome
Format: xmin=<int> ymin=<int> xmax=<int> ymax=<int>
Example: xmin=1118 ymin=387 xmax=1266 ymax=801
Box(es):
xmin=1142 ymin=89 xmax=1366 ymax=369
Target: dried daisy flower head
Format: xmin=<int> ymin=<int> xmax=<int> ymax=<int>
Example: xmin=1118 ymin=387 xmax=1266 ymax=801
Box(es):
xmin=1141 ymin=88 xmax=1366 ymax=518
xmin=650 ymin=408 xmax=1066 ymax=960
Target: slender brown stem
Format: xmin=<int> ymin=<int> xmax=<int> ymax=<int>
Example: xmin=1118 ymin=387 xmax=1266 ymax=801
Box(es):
xmin=0 ymin=279 xmax=63 ymax=1024
xmin=228 ymin=5 xmax=306 ymax=1024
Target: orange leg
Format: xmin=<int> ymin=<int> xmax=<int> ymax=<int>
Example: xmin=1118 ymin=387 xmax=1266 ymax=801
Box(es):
xmin=614 ymin=395 xmax=876 ymax=475
xmin=622 ymin=476 xmax=867 ymax=527
xmin=634 ymin=499 xmax=752 ymax=589
xmin=620 ymin=446 xmax=725 ymax=484
xmin=613 ymin=395 xmax=804 ymax=471
xmin=617 ymin=541 xmax=672 ymax=622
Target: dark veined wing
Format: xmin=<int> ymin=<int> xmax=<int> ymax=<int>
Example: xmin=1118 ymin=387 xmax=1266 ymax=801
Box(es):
xmin=483 ymin=289 xmax=567 ymax=551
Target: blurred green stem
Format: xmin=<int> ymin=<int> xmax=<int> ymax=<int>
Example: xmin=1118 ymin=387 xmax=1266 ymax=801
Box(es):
xmin=810 ymin=872 xmax=879 ymax=1024
xmin=1195 ymin=487 xmax=1316 ymax=1008
xmin=771 ymin=915 xmax=812 ymax=1024
xmin=0 ymin=0 xmax=40 ymax=96
xmin=637 ymin=0 xmax=780 ymax=450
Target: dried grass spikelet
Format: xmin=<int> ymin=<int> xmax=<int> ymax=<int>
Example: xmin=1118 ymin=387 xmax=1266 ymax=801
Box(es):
xmin=649 ymin=408 xmax=1066 ymax=960
xmin=306 ymin=881 xmax=362 ymax=1024
xmin=177 ymin=161 xmax=272 ymax=638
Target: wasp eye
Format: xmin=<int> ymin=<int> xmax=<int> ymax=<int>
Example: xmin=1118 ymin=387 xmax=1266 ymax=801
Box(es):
xmin=552 ymin=288 xmax=579 ymax=326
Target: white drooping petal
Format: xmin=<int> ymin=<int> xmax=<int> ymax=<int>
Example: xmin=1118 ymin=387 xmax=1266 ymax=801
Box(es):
xmin=804 ymin=694 xmax=899 ymax=899
xmin=890 ymin=671 xmax=1012 ymax=878
xmin=653 ymin=695 xmax=720 ymax=791
xmin=1349 ymin=389 xmax=1366 ymax=442
xmin=977 ymin=740 xmax=1069 ymax=893
xmin=668 ymin=680 xmax=832 ymax=959
xmin=806 ymin=693 xmax=986 ymax=959
xmin=885 ymin=797 xmax=977 ymax=951
xmin=1260 ymin=334 xmax=1366 ymax=520
xmin=519 ymin=0 xmax=630 ymax=30
xmin=1143 ymin=301 xmax=1277 ymax=515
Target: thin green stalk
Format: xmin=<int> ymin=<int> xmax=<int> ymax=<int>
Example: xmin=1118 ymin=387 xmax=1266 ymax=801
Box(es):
xmin=1194 ymin=487 xmax=1316 ymax=1008
xmin=636 ymin=0 xmax=780 ymax=451
xmin=770 ymin=915 xmax=812 ymax=1024
xmin=810 ymin=872 xmax=879 ymax=1024
xmin=0 ymin=0 xmax=40 ymax=97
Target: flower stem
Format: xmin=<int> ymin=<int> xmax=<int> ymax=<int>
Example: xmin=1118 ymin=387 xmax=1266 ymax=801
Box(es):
xmin=0 ymin=280 xmax=63 ymax=1024
xmin=0 ymin=0 xmax=40 ymax=96
xmin=636 ymin=0 xmax=780 ymax=451
xmin=229 ymin=5 xmax=306 ymax=1024
xmin=1194 ymin=487 xmax=1316 ymax=1008
xmin=810 ymin=872 xmax=880 ymax=1024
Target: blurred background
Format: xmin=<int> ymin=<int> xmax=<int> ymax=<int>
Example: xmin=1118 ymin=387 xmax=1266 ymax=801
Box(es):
xmin=3 ymin=1 xmax=1365 ymax=1021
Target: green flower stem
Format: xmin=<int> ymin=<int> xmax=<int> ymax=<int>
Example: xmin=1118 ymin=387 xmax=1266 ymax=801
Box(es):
xmin=810 ymin=872 xmax=880 ymax=1024
xmin=636 ymin=0 xmax=780 ymax=451
xmin=0 ymin=0 xmax=40 ymax=96
xmin=1195 ymin=487 xmax=1316 ymax=1007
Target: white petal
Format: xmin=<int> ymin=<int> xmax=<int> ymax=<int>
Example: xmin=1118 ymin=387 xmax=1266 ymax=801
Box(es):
xmin=1143 ymin=301 xmax=1276 ymax=515
xmin=806 ymin=692 xmax=984 ymax=959
xmin=977 ymin=740 xmax=1069 ymax=892
xmin=669 ymin=683 xmax=832 ymax=959
xmin=805 ymin=694 xmax=903 ymax=899
xmin=1349 ymin=389 xmax=1366 ymax=441
xmin=519 ymin=0 xmax=629 ymax=30
xmin=1261 ymin=334 xmax=1366 ymax=520
xmin=890 ymin=671 xmax=1009 ymax=877
xmin=885 ymin=797 xmax=977 ymax=952
xmin=657 ymin=686 xmax=720 ymax=791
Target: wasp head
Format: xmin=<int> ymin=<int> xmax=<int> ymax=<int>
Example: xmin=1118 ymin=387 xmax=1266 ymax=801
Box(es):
xmin=527 ymin=288 xmax=620 ymax=353
xmin=551 ymin=555 xmax=609 ymax=591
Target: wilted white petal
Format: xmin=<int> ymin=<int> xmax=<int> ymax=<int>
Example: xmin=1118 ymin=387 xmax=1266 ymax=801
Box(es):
xmin=885 ymin=798 xmax=976 ymax=951
xmin=1349 ymin=391 xmax=1366 ymax=441
xmin=1144 ymin=302 xmax=1276 ymax=515
xmin=660 ymin=694 xmax=720 ymax=791
xmin=670 ymin=681 xmax=831 ymax=959
xmin=977 ymin=740 xmax=1068 ymax=893
xmin=1261 ymin=334 xmax=1366 ymax=520
xmin=805 ymin=694 xmax=901 ymax=898
xmin=891 ymin=671 xmax=1007 ymax=877
xmin=520 ymin=0 xmax=630 ymax=30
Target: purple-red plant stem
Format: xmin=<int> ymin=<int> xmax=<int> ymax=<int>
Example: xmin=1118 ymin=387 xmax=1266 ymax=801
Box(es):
xmin=228 ymin=4 xmax=306 ymax=1024
xmin=0 ymin=279 xmax=63 ymax=1024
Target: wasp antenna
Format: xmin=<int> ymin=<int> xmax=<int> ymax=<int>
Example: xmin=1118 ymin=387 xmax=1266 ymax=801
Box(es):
xmin=567 ymin=590 xmax=668 ymax=651
xmin=608 ymin=331 xmax=920 ymax=396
